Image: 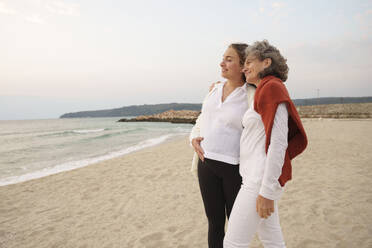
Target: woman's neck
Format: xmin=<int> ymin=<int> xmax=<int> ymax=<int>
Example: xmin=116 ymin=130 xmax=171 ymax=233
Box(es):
xmin=252 ymin=79 xmax=261 ymax=87
xmin=226 ymin=78 xmax=245 ymax=88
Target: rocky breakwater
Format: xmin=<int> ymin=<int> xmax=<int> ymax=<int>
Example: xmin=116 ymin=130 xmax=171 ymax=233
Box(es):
xmin=117 ymin=110 xmax=201 ymax=124
xmin=297 ymin=103 xmax=372 ymax=118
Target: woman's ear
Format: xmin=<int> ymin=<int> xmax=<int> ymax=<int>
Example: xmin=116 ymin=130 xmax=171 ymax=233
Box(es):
xmin=263 ymin=58 xmax=272 ymax=69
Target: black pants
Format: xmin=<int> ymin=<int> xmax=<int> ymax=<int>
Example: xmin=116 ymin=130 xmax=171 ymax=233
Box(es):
xmin=198 ymin=158 xmax=242 ymax=248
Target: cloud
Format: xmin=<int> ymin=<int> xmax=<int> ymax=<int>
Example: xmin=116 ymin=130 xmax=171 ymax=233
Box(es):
xmin=257 ymin=0 xmax=289 ymax=20
xmin=24 ymin=14 xmax=45 ymax=24
xmin=46 ymin=0 xmax=80 ymax=16
xmin=355 ymin=9 xmax=372 ymax=37
xmin=271 ymin=2 xmax=285 ymax=9
xmin=282 ymin=36 xmax=372 ymax=98
xmin=0 ymin=0 xmax=80 ymax=24
xmin=0 ymin=1 xmax=17 ymax=15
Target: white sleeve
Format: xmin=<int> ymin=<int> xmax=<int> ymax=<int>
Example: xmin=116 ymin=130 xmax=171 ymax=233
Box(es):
xmin=189 ymin=115 xmax=202 ymax=147
xmin=189 ymin=89 xmax=212 ymax=147
xmin=246 ymin=84 xmax=256 ymax=108
xmin=259 ymin=103 xmax=289 ymax=200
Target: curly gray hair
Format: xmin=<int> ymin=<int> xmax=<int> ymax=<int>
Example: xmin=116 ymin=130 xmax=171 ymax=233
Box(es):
xmin=245 ymin=40 xmax=289 ymax=82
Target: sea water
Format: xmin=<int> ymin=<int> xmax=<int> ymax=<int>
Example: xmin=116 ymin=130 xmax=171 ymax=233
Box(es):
xmin=0 ymin=117 xmax=192 ymax=186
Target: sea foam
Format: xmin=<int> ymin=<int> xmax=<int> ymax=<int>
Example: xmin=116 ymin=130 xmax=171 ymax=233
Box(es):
xmin=0 ymin=133 xmax=182 ymax=186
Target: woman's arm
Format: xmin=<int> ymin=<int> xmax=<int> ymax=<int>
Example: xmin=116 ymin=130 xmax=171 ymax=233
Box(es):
xmin=209 ymin=81 xmax=221 ymax=92
xmin=189 ymin=84 xmax=217 ymax=161
xmin=259 ymin=103 xmax=289 ymax=200
xmin=189 ymin=116 xmax=205 ymax=161
xmin=256 ymin=103 xmax=288 ymax=219
xmin=189 ymin=115 xmax=201 ymax=145
xmin=189 ymin=82 xmax=220 ymax=145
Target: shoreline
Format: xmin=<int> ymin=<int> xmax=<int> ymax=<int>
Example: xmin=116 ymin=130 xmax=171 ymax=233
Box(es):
xmin=0 ymin=133 xmax=188 ymax=187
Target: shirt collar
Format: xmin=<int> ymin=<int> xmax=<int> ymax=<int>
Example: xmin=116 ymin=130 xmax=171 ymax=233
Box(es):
xmin=217 ymin=81 xmax=247 ymax=92
xmin=239 ymin=83 xmax=248 ymax=92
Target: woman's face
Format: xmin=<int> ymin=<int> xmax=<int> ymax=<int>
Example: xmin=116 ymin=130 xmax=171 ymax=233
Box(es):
xmin=220 ymin=47 xmax=243 ymax=81
xmin=242 ymin=54 xmax=271 ymax=84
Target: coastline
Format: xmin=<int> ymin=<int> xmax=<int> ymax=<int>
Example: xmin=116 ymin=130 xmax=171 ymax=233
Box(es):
xmin=0 ymin=135 xmax=204 ymax=248
xmin=1 ymin=120 xmax=372 ymax=247
xmin=0 ymin=133 xmax=188 ymax=187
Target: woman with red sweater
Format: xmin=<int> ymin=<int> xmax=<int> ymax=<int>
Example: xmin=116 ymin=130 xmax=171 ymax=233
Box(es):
xmin=223 ymin=40 xmax=308 ymax=248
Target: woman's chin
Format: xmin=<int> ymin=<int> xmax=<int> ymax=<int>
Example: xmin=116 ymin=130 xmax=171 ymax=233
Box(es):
xmin=245 ymin=77 xmax=254 ymax=84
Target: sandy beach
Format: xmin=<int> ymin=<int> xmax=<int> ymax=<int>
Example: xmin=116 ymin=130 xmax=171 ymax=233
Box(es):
xmin=1 ymin=119 xmax=372 ymax=248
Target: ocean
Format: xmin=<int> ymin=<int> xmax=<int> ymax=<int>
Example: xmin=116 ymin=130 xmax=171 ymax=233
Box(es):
xmin=0 ymin=117 xmax=192 ymax=186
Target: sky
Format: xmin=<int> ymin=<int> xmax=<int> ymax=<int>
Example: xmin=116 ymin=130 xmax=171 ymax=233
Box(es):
xmin=0 ymin=0 xmax=371 ymax=120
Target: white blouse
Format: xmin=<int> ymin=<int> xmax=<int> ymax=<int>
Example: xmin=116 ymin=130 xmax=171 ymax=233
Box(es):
xmin=196 ymin=82 xmax=249 ymax=165
xmin=240 ymin=102 xmax=289 ymax=200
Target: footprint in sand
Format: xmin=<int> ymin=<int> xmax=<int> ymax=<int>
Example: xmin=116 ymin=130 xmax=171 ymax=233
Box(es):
xmin=174 ymin=229 xmax=189 ymax=240
xmin=139 ymin=232 xmax=167 ymax=248
xmin=297 ymin=238 xmax=323 ymax=247
xmin=322 ymin=208 xmax=348 ymax=225
xmin=140 ymin=232 xmax=164 ymax=243
xmin=166 ymin=226 xmax=177 ymax=233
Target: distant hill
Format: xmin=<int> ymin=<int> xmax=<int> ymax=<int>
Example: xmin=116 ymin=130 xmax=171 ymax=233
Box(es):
xmin=59 ymin=97 xmax=372 ymax=118
xmin=60 ymin=103 xmax=202 ymax=118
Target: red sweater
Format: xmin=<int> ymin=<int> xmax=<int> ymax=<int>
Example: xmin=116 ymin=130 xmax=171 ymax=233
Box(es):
xmin=254 ymin=75 xmax=308 ymax=187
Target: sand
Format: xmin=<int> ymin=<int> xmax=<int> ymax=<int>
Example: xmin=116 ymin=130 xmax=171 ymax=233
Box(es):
xmin=0 ymin=119 xmax=372 ymax=248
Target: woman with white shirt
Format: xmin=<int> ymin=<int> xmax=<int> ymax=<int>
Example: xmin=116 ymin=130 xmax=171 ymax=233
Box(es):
xmin=223 ymin=40 xmax=308 ymax=248
xmin=189 ymin=43 xmax=256 ymax=248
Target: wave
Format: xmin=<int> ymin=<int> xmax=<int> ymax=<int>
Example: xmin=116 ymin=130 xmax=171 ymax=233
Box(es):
xmin=2 ymin=128 xmax=105 ymax=137
xmin=37 ymin=128 xmax=107 ymax=137
xmin=39 ymin=127 xmax=149 ymax=138
xmin=0 ymin=133 xmax=184 ymax=187
xmin=88 ymin=131 xmax=127 ymax=140
xmin=72 ymin=129 xmax=105 ymax=134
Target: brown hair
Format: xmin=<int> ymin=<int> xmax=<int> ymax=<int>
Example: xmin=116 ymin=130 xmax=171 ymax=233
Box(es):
xmin=229 ymin=43 xmax=249 ymax=81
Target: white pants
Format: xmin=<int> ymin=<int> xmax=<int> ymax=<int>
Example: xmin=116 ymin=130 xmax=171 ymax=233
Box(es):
xmin=223 ymin=186 xmax=286 ymax=248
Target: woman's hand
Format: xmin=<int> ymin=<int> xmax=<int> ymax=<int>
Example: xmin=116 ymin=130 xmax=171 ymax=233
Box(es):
xmin=256 ymin=195 xmax=274 ymax=219
xmin=209 ymin=81 xmax=221 ymax=92
xmin=192 ymin=137 xmax=205 ymax=162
